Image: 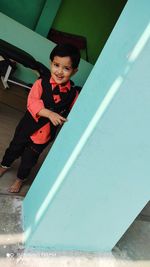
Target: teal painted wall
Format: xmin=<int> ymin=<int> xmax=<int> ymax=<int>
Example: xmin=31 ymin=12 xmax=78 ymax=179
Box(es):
xmin=0 ymin=12 xmax=92 ymax=86
xmin=23 ymin=0 xmax=150 ymax=251
xmin=0 ymin=0 xmax=61 ymax=37
xmin=0 ymin=0 xmax=45 ymax=29
xmin=35 ymin=0 xmax=62 ymax=37
xmin=52 ymin=0 xmax=127 ymax=63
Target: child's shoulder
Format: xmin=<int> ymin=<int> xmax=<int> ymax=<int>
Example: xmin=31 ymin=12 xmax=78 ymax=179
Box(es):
xmin=32 ymin=78 xmax=42 ymax=89
xmin=70 ymin=80 xmax=82 ymax=93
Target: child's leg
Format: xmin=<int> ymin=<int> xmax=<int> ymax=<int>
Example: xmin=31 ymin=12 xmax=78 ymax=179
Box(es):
xmin=0 ymin=138 xmax=28 ymax=179
xmin=17 ymin=145 xmax=41 ymax=179
xmin=1 ymin=141 xmax=25 ymax=168
xmin=0 ymin=165 xmax=10 ymax=177
xmin=1 ymin=130 xmax=29 ymax=168
xmin=0 ymin=134 xmax=27 ymax=184
xmin=9 ymin=141 xmax=49 ymax=193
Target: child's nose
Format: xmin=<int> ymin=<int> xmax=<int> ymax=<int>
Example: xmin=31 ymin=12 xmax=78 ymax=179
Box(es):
xmin=58 ymin=68 xmax=63 ymax=74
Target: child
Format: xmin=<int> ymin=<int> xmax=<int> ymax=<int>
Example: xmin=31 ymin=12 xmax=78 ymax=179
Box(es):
xmin=0 ymin=43 xmax=81 ymax=193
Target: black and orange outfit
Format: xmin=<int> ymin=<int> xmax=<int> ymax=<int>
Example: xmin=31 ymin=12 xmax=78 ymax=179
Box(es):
xmin=1 ymin=75 xmax=81 ymax=180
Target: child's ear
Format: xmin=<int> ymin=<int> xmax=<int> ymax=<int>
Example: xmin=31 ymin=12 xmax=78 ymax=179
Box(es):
xmin=72 ymin=68 xmax=78 ymax=75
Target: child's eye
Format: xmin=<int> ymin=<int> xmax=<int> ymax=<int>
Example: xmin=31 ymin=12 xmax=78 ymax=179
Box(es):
xmin=54 ymin=63 xmax=59 ymax=67
xmin=64 ymin=67 xmax=71 ymax=71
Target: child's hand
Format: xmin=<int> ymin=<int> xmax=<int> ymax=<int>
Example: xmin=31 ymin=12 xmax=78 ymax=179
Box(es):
xmin=48 ymin=110 xmax=67 ymax=126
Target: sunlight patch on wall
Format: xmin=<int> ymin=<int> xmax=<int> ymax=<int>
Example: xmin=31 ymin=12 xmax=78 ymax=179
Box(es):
xmin=129 ymin=23 xmax=150 ymax=62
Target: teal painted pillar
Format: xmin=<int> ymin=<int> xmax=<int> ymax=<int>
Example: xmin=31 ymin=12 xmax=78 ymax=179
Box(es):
xmin=35 ymin=0 xmax=62 ymax=37
xmin=23 ymin=0 xmax=150 ymax=251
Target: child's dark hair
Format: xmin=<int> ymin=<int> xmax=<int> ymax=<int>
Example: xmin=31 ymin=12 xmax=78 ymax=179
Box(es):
xmin=50 ymin=43 xmax=81 ymax=69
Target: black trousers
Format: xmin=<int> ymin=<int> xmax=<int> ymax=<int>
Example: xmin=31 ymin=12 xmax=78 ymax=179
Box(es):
xmin=1 ymin=130 xmax=49 ymax=180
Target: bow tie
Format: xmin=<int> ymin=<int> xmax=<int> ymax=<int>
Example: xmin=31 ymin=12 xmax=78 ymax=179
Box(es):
xmin=50 ymin=82 xmax=68 ymax=93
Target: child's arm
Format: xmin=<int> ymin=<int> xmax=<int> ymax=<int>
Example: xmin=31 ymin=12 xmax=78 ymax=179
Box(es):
xmin=37 ymin=108 xmax=67 ymax=126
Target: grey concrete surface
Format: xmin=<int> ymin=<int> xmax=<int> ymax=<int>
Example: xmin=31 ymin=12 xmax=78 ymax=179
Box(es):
xmin=0 ymin=193 xmax=150 ymax=267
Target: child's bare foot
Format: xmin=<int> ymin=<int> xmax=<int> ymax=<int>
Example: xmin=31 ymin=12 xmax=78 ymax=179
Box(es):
xmin=8 ymin=179 xmax=23 ymax=193
xmin=0 ymin=166 xmax=9 ymax=177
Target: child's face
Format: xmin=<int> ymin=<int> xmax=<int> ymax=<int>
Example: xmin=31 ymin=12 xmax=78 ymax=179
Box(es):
xmin=50 ymin=56 xmax=77 ymax=85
